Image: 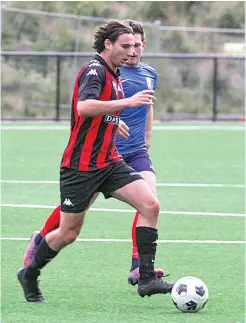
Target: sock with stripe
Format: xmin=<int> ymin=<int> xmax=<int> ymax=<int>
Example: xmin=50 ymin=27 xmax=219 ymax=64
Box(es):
xmin=40 ymin=205 xmax=61 ymax=238
xmin=130 ymin=211 xmax=139 ymax=271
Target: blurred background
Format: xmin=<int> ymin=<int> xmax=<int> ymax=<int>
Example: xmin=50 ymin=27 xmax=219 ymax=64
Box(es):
xmin=1 ymin=1 xmax=245 ymax=121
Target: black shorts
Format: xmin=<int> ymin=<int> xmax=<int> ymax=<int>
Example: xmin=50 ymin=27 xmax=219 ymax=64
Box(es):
xmin=60 ymin=161 xmax=142 ymax=213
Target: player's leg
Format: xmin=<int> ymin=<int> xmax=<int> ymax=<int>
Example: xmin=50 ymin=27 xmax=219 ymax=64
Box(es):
xmin=18 ymin=209 xmax=86 ymax=302
xmin=124 ymin=151 xmax=163 ymax=285
xmin=23 ymin=194 xmax=99 ymax=267
xmin=23 ymin=205 xmax=61 ymax=267
xmin=40 ymin=205 xmax=61 ymax=237
xmin=100 ymin=162 xmax=174 ymax=297
xmin=111 ymin=179 xmax=173 ymax=297
xmin=138 ymin=171 xmax=164 ymax=279
xmin=128 ymin=170 xmax=163 ymax=284
xmin=130 ymin=170 xmax=156 ymax=271
xmin=18 ymin=167 xmax=100 ymax=302
xmin=129 ymin=210 xmax=139 ymax=282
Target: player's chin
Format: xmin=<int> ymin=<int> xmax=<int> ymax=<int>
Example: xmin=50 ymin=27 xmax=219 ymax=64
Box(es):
xmin=125 ymin=57 xmax=138 ymax=66
xmin=119 ymin=59 xmax=128 ymax=66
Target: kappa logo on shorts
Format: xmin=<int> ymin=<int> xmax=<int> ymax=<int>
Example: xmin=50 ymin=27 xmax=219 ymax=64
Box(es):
xmin=104 ymin=114 xmax=120 ymax=125
xmin=63 ymin=198 xmax=74 ymax=206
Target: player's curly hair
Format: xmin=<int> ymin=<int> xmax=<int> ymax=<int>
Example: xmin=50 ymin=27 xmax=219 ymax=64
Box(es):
xmin=93 ymin=20 xmax=133 ymax=53
xmin=122 ymin=19 xmax=145 ymax=41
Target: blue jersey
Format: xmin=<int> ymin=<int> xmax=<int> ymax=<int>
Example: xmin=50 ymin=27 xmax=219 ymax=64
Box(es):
xmin=116 ymin=63 xmax=157 ymax=155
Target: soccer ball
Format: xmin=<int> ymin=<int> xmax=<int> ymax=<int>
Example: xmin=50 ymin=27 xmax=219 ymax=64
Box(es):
xmin=171 ymin=276 xmax=209 ymax=313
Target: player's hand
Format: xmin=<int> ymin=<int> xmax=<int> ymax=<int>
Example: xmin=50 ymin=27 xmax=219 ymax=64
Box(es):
xmin=146 ymin=140 xmax=151 ymax=150
xmin=127 ymin=90 xmax=156 ymax=108
xmin=117 ymin=120 xmax=129 ymax=139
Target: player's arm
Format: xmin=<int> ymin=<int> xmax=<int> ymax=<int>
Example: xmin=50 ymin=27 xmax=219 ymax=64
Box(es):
xmin=146 ymin=105 xmax=153 ymax=150
xmin=145 ymin=71 xmax=158 ymax=149
xmin=77 ymin=65 xmax=155 ymax=117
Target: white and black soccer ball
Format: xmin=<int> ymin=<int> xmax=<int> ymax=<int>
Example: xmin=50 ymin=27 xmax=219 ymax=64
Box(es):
xmin=171 ymin=276 xmax=209 ymax=313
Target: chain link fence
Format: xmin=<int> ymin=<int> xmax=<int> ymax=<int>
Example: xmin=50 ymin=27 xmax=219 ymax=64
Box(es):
xmin=1 ymin=7 xmax=245 ymax=121
xmin=1 ymin=52 xmax=244 ymax=121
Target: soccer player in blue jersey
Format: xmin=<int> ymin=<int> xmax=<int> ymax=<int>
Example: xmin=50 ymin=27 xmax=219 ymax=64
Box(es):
xmin=117 ymin=19 xmax=165 ymax=285
xmin=22 ymin=19 xmax=164 ymax=286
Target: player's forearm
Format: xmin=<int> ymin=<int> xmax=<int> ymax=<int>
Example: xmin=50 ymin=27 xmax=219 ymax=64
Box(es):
xmin=146 ymin=106 xmax=153 ymax=149
xmin=77 ymin=99 xmax=130 ymax=117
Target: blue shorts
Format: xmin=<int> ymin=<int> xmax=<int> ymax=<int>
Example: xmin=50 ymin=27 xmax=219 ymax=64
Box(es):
xmin=122 ymin=150 xmax=156 ymax=174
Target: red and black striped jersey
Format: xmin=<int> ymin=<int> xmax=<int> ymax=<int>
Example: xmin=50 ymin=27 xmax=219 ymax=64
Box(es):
xmin=61 ymin=54 xmax=124 ymax=171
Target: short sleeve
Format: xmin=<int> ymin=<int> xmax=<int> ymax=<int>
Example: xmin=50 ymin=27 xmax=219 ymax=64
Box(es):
xmin=78 ymin=62 xmax=106 ymax=101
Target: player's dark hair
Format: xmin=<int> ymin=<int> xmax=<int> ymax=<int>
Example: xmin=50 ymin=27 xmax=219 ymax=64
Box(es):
xmin=93 ymin=20 xmax=133 ymax=53
xmin=122 ymin=19 xmax=145 ymax=41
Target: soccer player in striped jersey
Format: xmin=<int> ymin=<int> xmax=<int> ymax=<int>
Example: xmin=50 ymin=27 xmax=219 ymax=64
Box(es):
xmin=20 ymin=21 xmax=169 ymax=300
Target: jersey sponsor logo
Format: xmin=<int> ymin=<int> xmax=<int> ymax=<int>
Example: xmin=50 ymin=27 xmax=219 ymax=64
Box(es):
xmin=86 ymin=69 xmax=98 ymax=76
xmin=63 ymin=198 xmax=74 ymax=206
xmin=104 ymin=114 xmax=120 ymax=125
xmin=145 ymin=77 xmax=153 ymax=89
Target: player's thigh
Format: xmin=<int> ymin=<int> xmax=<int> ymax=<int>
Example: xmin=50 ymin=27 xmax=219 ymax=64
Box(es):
xmin=59 ymin=193 xmax=98 ymax=235
xmin=99 ymin=161 xmax=159 ymax=215
xmin=112 ymin=179 xmax=159 ymax=216
xmin=139 ymin=171 xmax=156 ymax=195
xmin=60 ymin=210 xmax=86 ymax=235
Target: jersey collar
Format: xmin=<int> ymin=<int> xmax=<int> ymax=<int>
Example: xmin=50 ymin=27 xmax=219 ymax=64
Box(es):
xmin=94 ymin=54 xmax=120 ymax=79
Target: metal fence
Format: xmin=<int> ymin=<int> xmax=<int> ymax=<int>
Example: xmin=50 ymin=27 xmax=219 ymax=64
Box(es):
xmin=1 ymin=51 xmax=245 ymax=121
xmin=2 ymin=6 xmax=245 ymax=54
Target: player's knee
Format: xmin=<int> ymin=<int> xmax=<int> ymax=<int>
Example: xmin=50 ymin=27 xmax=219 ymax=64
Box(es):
xmin=142 ymin=197 xmax=160 ymax=217
xmin=150 ymin=198 xmax=160 ymax=217
xmin=61 ymin=229 xmax=79 ymax=245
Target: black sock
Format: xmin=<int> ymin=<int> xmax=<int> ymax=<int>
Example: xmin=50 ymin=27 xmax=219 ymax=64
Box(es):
xmin=136 ymin=226 xmax=158 ymax=280
xmin=25 ymin=238 xmax=58 ymax=277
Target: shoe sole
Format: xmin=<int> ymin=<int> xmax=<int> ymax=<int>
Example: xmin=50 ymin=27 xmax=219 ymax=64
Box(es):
xmin=138 ymin=279 xmax=174 ymax=297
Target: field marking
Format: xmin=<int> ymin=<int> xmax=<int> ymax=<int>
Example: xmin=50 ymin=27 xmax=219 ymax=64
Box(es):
xmin=0 ymin=236 xmax=244 ymax=244
xmin=1 ymin=125 xmax=245 ymax=131
xmin=1 ymin=203 xmax=245 ymax=217
xmin=1 ymin=180 xmax=244 ymax=189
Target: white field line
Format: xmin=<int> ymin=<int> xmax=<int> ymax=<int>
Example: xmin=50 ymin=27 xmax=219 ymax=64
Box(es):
xmin=152 ymin=125 xmax=245 ymax=131
xmin=1 ymin=125 xmax=245 ymax=131
xmin=1 ymin=180 xmax=244 ymax=189
xmin=1 ymin=204 xmax=245 ymax=217
xmin=0 ymin=236 xmax=245 ymax=244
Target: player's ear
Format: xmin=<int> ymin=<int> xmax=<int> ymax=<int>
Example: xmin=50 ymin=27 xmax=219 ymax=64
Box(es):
xmin=142 ymin=41 xmax=146 ymax=49
xmin=104 ymin=39 xmax=112 ymax=51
